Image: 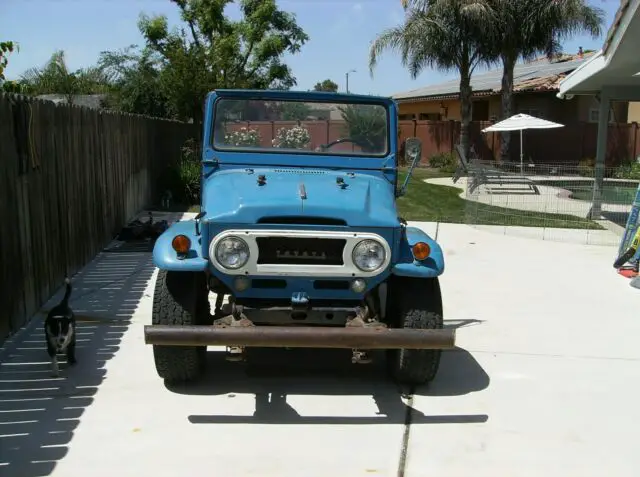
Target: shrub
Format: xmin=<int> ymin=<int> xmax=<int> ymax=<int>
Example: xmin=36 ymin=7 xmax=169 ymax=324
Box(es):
xmin=338 ymin=104 xmax=387 ymax=153
xmin=578 ymin=157 xmax=595 ymax=177
xmin=178 ymin=143 xmax=201 ymax=205
xmin=158 ymin=138 xmax=201 ymax=206
xmin=224 ymin=127 xmax=261 ymax=147
xmin=612 ymin=161 xmax=640 ymax=181
xmin=272 ymin=125 xmax=311 ymax=149
xmin=428 ymin=152 xmax=457 ymax=173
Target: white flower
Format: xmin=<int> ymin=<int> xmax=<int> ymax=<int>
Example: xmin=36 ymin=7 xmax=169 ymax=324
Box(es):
xmin=272 ymin=125 xmax=311 ymax=149
xmin=224 ymin=127 xmax=262 ymax=147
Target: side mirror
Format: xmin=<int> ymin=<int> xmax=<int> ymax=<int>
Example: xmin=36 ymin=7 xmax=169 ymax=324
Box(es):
xmin=397 ymin=137 xmax=422 ymax=197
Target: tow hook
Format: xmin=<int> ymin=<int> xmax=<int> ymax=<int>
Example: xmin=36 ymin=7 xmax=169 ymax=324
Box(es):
xmin=347 ymin=305 xmax=385 ymax=364
xmin=213 ymin=303 xmax=253 ymax=362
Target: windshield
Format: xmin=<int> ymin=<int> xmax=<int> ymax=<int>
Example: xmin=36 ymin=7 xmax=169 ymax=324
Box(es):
xmin=212 ymin=98 xmax=389 ymax=157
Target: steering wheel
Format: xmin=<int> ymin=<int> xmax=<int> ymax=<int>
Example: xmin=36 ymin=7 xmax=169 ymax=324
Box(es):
xmin=316 ymin=137 xmax=371 ymax=152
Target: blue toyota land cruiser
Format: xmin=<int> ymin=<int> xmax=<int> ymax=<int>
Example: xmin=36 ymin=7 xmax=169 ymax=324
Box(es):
xmin=144 ymin=89 xmax=454 ymax=386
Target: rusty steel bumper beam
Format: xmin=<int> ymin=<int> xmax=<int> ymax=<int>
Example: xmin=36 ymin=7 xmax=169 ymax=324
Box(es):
xmin=143 ymin=325 xmax=456 ymax=350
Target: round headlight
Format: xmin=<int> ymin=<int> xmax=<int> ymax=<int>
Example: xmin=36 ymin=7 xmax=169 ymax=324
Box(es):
xmin=352 ymin=239 xmax=386 ymax=272
xmin=215 ymin=236 xmax=250 ymax=269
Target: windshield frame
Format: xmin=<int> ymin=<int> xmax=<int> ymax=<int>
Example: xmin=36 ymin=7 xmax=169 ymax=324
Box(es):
xmin=207 ymin=92 xmax=393 ymax=163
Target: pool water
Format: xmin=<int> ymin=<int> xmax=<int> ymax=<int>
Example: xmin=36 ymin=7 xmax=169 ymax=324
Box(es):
xmin=563 ymin=183 xmax=639 ymax=204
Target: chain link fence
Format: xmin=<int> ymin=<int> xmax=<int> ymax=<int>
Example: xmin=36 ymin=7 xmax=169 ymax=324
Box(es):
xmin=456 ymin=160 xmax=639 ymax=246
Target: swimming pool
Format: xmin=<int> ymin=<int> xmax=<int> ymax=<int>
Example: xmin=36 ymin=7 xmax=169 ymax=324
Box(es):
xmin=537 ymin=180 xmax=639 ymax=204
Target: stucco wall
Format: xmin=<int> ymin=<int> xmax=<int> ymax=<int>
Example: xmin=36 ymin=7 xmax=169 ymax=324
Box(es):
xmin=397 ymin=92 xmax=630 ymax=123
xmin=627 ymin=102 xmax=640 ymax=123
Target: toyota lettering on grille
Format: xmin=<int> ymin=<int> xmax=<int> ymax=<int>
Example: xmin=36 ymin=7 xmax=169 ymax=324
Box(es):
xmin=275 ymin=248 xmax=328 ymax=261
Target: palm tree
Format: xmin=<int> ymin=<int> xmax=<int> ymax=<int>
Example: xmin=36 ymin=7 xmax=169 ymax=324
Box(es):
xmin=369 ymin=0 xmax=499 ymax=156
xmin=19 ymin=50 xmax=111 ymax=103
xmin=491 ymin=0 xmax=605 ymax=161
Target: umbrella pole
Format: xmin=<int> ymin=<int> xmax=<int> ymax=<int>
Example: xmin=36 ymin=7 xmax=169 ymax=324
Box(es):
xmin=520 ymin=129 xmax=524 ymax=175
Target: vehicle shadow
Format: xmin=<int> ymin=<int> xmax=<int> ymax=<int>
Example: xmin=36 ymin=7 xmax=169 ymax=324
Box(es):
xmin=0 ymin=240 xmax=157 ymax=477
xmin=167 ymin=319 xmax=490 ymax=426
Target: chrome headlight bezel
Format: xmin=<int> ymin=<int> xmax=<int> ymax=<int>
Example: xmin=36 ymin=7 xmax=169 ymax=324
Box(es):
xmin=351 ymin=238 xmax=386 ymax=272
xmin=214 ymin=235 xmax=250 ymax=270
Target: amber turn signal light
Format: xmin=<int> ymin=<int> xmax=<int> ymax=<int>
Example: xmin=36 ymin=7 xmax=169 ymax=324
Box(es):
xmin=412 ymin=241 xmax=431 ymax=260
xmin=172 ymin=235 xmax=191 ymax=254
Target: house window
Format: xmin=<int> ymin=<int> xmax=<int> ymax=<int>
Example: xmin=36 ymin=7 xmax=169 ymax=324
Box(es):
xmin=588 ymin=108 xmax=614 ymax=123
xmin=398 ymin=114 xmax=415 ymax=120
xmin=419 ymin=113 xmax=440 ymax=120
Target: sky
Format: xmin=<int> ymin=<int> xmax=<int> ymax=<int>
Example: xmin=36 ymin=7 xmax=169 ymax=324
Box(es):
xmin=0 ymin=0 xmax=622 ymax=97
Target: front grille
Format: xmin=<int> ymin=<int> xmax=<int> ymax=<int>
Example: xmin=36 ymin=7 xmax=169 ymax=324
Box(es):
xmin=256 ymin=237 xmax=346 ymax=265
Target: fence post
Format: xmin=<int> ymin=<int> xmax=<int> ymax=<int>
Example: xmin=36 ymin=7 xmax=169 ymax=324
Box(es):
xmin=633 ymin=122 xmax=638 ymax=160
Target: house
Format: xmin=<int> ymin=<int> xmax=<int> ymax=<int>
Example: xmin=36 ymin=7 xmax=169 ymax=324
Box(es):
xmin=391 ymin=50 xmax=632 ymax=125
xmin=36 ymin=94 xmax=108 ymax=109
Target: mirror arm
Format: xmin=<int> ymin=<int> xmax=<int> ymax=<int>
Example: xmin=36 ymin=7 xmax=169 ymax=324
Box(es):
xmin=397 ymin=137 xmax=422 ymax=197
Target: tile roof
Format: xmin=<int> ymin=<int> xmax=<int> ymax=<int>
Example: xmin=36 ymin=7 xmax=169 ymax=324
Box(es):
xmin=392 ymin=52 xmax=596 ymax=102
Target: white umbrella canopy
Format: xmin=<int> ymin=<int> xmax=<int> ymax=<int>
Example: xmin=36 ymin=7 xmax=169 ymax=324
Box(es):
xmin=482 ymin=113 xmax=564 ymax=174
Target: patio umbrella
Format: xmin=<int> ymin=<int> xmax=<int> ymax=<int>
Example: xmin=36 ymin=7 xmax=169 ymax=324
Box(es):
xmin=482 ymin=113 xmax=564 ymax=175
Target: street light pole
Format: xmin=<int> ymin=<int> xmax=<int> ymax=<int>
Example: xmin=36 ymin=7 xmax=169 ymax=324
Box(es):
xmin=345 ymin=69 xmax=356 ymax=93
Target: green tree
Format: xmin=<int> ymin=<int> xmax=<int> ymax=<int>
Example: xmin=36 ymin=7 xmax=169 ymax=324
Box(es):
xmin=491 ymin=0 xmax=604 ymax=160
xmin=369 ymin=0 xmax=498 ymax=156
xmin=97 ymin=45 xmax=173 ymax=118
xmin=137 ymin=0 xmax=309 ymax=124
xmin=18 ymin=50 xmax=111 ymax=103
xmin=279 ymin=101 xmax=312 ymax=120
xmin=313 ymin=79 xmax=338 ymax=92
xmin=0 ymin=41 xmax=17 ymax=81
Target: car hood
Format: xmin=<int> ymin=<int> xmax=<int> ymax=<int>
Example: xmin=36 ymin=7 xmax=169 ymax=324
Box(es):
xmin=201 ymin=168 xmax=399 ymax=227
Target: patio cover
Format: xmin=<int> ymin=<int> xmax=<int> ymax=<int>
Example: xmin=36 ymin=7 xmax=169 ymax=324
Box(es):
xmin=482 ymin=114 xmax=564 ymax=174
xmin=556 ymin=0 xmax=640 ymax=218
xmin=557 ymin=0 xmax=640 ymax=98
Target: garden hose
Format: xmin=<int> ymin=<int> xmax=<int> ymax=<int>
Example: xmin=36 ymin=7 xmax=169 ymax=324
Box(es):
xmin=613 ymin=225 xmax=640 ymax=269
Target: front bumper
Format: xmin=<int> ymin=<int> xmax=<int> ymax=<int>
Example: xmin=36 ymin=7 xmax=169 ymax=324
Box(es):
xmin=144 ymin=325 xmax=456 ymax=350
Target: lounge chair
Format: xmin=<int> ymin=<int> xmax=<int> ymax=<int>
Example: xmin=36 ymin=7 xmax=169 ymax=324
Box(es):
xmin=452 ymin=144 xmax=539 ymax=195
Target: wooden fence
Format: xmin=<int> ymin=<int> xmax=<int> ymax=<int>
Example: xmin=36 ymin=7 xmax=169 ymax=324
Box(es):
xmin=400 ymin=119 xmax=640 ymax=167
xmin=0 ymin=94 xmax=198 ymax=342
xmin=226 ymin=119 xmax=640 ymax=166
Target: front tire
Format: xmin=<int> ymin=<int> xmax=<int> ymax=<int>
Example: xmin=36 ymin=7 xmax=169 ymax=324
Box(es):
xmin=386 ymin=276 xmax=444 ymax=386
xmin=152 ymin=269 xmax=210 ymax=384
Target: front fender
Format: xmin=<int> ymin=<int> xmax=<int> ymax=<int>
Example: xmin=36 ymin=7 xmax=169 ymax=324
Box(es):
xmin=391 ymin=226 xmax=445 ymax=278
xmin=152 ymin=220 xmax=209 ymax=272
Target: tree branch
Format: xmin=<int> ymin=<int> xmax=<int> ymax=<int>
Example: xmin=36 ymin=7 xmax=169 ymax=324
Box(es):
xmin=187 ymin=21 xmax=201 ymax=48
xmin=235 ymin=40 xmax=256 ymax=76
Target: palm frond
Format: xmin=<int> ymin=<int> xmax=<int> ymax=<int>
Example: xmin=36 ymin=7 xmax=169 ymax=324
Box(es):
xmin=370 ymin=2 xmax=497 ymax=79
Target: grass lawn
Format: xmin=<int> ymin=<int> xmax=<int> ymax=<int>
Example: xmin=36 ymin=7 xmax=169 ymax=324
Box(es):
xmin=398 ymin=168 xmax=603 ymax=230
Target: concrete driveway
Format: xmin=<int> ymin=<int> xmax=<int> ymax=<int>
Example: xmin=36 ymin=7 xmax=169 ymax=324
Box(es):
xmin=1 ymin=220 xmax=639 ymax=477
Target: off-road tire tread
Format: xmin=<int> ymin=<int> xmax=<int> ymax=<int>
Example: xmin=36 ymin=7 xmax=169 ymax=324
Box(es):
xmin=152 ymin=269 xmax=209 ymax=384
xmin=387 ymin=276 xmax=444 ymax=386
